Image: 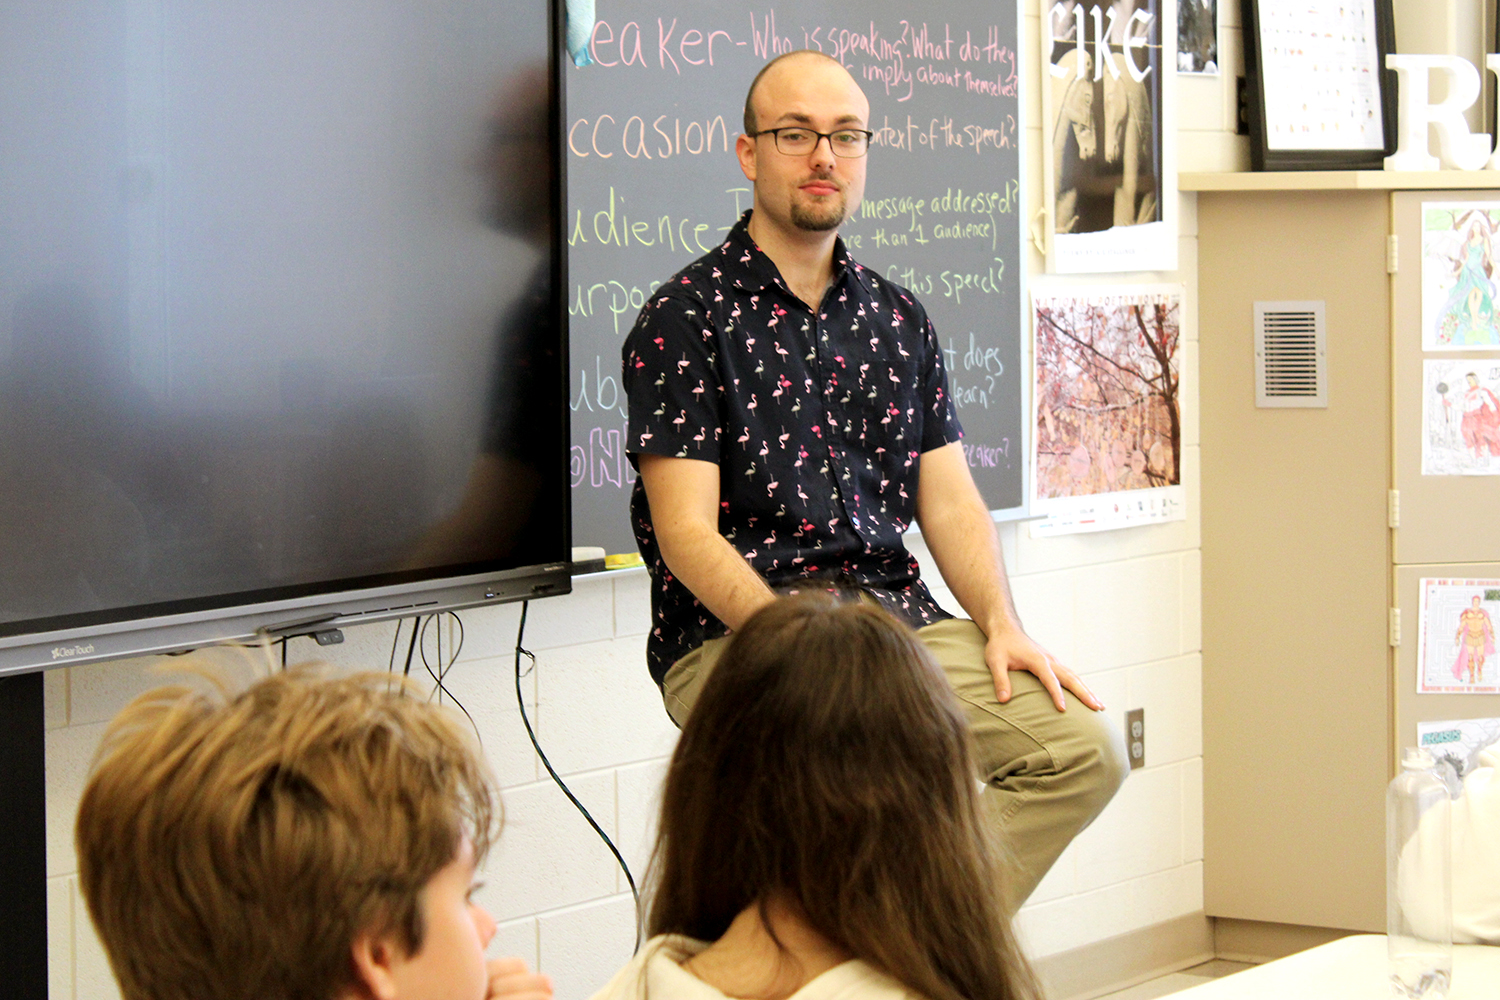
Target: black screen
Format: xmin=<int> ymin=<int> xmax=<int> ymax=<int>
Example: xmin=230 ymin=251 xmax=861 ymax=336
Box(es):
xmin=0 ymin=1 xmax=567 ymax=639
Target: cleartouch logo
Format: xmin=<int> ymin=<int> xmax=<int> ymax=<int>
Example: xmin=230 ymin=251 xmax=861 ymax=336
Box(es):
xmin=50 ymin=643 xmax=95 ymax=660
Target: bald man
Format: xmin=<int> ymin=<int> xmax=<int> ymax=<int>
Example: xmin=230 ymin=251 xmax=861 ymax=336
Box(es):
xmin=622 ymin=51 xmax=1126 ymax=912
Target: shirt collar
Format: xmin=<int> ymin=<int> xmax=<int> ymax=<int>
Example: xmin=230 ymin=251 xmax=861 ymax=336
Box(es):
xmin=721 ymin=210 xmax=859 ymax=299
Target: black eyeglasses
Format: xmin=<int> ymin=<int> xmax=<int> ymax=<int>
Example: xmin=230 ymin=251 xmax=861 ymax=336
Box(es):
xmin=751 ymin=127 xmax=874 ymax=158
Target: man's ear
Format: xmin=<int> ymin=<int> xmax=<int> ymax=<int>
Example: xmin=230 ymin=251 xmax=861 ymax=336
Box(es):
xmin=348 ymin=931 xmax=402 ymax=1000
xmin=735 ymin=133 xmax=758 ymax=183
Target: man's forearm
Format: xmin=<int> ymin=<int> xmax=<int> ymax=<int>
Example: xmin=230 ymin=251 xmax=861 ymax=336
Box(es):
xmin=922 ymin=496 xmax=1021 ymax=639
xmin=655 ymin=518 xmax=777 ymax=632
xmin=915 ymin=443 xmax=1022 ymax=639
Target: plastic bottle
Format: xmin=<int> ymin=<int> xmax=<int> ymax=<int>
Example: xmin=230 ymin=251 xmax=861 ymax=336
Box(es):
xmin=1388 ymin=746 xmax=1452 ymax=999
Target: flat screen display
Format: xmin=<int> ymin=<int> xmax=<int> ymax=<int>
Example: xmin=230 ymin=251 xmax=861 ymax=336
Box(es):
xmin=0 ymin=0 xmax=568 ymax=664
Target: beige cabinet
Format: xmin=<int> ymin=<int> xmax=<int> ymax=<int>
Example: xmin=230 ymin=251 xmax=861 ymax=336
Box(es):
xmin=1191 ymin=174 xmax=1500 ymax=933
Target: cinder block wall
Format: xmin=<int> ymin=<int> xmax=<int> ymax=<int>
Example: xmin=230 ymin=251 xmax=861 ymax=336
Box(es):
xmin=45 ymin=1 xmax=1252 ymax=995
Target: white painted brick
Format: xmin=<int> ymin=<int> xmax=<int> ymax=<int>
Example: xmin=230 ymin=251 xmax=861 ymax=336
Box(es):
xmin=538 ymin=895 xmax=639 ymax=1000
xmin=1015 ymin=513 xmax=1197 ymax=577
xmin=73 ymin=878 xmax=122 ymax=1000
xmin=1180 ymin=341 xmax=1200 ymax=447
xmin=1022 ymin=12 xmax=1043 ymax=138
xmin=525 ymin=576 xmax=616 ymax=650
xmin=44 ymin=667 xmax=68 ymax=729
xmin=490 ymin=916 xmax=540 ymax=971
xmin=68 ymin=656 xmax=169 ymax=726
xmin=1016 ymin=876 xmax=1136 ymax=959
xmin=1179 ymin=129 xmax=1251 ymax=173
xmin=1134 ymin=862 xmax=1205 ymax=927
xmin=1179 ymin=191 xmax=1199 ymax=241
xmin=1179 ymin=73 xmax=1226 ymax=132
xmin=429 ymin=651 xmax=541 ymax=789
xmin=486 ymin=774 xmax=619 ymax=922
xmin=1072 ymin=556 xmax=1183 ymax=671
xmin=1184 ymin=757 xmax=1204 ymax=863
xmin=1126 ymin=655 xmax=1202 ymax=766
xmin=48 ymin=875 xmax=72 ymax=1000
xmin=1181 ymin=446 xmax=1202 ymax=552
xmin=1181 ymin=549 xmax=1202 ymax=654
xmin=454 ymin=601 xmax=526 ymax=664
xmin=1016 ymin=860 xmax=1205 ymax=960
xmin=616 ymin=759 xmax=670 ymax=888
xmin=534 ymin=639 xmax=678 ymax=774
xmin=613 ymin=571 xmax=653 ymax=637
xmin=996 ymin=520 xmax=1018 ymax=568
xmin=1009 ymin=570 xmax=1078 ymax=669
xmin=45 ymin=721 xmax=107 ymax=878
xmin=1071 ymin=762 xmax=1184 ymax=891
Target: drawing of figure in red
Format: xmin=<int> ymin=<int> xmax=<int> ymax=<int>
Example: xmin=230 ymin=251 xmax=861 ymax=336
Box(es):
xmin=1460 ymin=371 xmax=1500 ymax=458
xmin=1453 ymin=595 xmax=1496 ymax=684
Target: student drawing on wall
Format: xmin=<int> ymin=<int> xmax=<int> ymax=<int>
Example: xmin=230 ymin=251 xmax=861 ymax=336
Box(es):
xmin=1050 ymin=0 xmax=1161 ymax=235
xmin=1432 ymin=213 xmax=1500 ymax=348
xmin=1461 ymin=370 xmax=1500 ymax=460
xmin=1454 ymin=595 xmax=1496 ymax=685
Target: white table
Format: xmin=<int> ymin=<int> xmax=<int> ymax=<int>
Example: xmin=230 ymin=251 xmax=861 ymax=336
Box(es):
xmin=1167 ymin=935 xmax=1500 ymax=999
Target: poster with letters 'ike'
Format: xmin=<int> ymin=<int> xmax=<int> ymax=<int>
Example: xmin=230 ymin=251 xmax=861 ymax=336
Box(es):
xmin=1042 ymin=0 xmax=1176 ymax=274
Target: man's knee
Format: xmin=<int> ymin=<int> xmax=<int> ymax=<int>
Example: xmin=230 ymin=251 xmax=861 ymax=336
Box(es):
xmin=1063 ymin=708 xmax=1130 ymax=818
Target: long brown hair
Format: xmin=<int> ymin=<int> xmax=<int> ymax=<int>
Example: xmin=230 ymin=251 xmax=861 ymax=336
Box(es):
xmin=647 ymin=594 xmax=1040 ymax=1000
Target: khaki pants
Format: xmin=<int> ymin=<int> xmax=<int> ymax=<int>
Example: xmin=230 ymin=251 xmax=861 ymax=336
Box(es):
xmin=662 ymin=617 xmax=1129 ymax=914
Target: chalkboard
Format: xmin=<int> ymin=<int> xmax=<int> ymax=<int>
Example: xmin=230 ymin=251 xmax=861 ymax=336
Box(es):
xmin=565 ymin=0 xmax=1023 ymax=555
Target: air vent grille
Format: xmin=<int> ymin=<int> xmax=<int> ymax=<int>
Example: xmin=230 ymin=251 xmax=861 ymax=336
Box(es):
xmin=1254 ymin=301 xmax=1327 ymax=408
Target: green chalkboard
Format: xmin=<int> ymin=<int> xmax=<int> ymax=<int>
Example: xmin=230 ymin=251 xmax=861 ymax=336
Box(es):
xmin=565 ymin=0 xmax=1024 ymax=554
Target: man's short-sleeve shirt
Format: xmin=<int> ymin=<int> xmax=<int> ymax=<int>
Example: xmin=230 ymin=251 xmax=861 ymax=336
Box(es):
xmin=624 ymin=211 xmax=962 ymax=683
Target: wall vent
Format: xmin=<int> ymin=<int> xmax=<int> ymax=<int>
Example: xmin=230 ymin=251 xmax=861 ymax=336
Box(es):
xmin=1254 ymin=301 xmax=1327 ymax=408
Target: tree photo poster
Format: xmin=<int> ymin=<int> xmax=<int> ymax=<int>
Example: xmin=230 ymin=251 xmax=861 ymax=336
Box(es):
xmin=1030 ymin=285 xmax=1184 ymax=535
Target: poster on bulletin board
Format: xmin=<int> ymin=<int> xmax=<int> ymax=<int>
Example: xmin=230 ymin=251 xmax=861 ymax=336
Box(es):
xmin=1418 ymin=578 xmax=1500 ymax=693
xmin=1029 ymin=285 xmax=1184 ymax=535
xmin=1039 ymin=0 xmax=1176 ymax=273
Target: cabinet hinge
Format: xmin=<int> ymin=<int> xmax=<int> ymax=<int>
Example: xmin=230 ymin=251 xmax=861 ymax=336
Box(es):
xmin=1390 ymin=607 xmax=1402 ymax=647
xmin=1387 ymin=234 xmax=1399 ymax=274
xmin=1388 ymin=489 xmax=1400 ymax=528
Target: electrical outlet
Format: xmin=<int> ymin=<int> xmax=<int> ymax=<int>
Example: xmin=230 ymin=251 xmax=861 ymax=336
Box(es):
xmin=1126 ymin=708 xmax=1145 ymax=770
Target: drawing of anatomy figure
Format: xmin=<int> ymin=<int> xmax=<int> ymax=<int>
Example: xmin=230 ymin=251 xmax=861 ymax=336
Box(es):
xmin=1460 ymin=371 xmax=1500 ymax=459
xmin=1453 ymin=595 xmax=1496 ymax=684
xmin=1434 ymin=217 xmax=1500 ymax=347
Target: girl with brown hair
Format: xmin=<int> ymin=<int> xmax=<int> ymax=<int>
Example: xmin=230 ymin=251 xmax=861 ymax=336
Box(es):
xmin=591 ymin=592 xmax=1041 ymax=1000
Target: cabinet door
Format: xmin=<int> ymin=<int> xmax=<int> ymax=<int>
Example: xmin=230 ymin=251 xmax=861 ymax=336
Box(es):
xmin=1390 ymin=191 xmax=1500 ymax=564
xmin=1394 ymin=565 xmax=1500 ymax=767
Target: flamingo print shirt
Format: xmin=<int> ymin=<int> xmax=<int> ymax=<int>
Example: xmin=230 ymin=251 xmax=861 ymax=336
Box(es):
xmin=624 ymin=211 xmax=962 ymax=684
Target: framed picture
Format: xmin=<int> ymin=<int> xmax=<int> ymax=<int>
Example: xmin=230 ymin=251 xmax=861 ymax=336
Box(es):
xmin=1241 ymin=0 xmax=1398 ymax=170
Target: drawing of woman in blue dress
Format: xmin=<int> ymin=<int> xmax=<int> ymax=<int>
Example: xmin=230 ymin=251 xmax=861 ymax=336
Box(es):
xmin=1436 ymin=216 xmax=1500 ymax=347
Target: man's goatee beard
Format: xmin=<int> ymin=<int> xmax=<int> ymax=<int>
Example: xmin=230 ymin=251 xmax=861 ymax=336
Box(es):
xmin=791 ymin=199 xmax=847 ymax=232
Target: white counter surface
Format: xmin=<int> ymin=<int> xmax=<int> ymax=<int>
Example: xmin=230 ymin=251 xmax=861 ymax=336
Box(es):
xmin=1169 ymin=935 xmax=1500 ymax=999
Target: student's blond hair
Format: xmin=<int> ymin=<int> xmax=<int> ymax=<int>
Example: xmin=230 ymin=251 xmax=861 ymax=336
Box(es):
xmin=75 ymin=658 xmax=496 ymax=1000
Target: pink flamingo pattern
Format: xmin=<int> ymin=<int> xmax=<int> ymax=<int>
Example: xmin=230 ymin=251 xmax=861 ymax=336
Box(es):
xmin=622 ymin=212 xmax=964 ymax=683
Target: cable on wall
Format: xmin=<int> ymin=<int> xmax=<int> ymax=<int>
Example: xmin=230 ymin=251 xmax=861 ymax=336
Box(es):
xmin=513 ymin=600 xmax=642 ymax=952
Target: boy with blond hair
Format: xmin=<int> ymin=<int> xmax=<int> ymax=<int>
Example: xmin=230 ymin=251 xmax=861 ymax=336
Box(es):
xmin=75 ymin=662 xmax=552 ymax=1000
